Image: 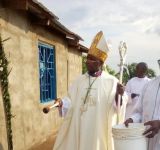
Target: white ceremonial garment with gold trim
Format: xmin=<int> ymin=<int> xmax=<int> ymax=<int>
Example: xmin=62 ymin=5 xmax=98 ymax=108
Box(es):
xmin=53 ymin=71 xmax=127 ymax=150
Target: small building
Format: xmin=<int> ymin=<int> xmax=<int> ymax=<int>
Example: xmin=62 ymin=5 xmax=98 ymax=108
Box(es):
xmin=0 ymin=0 xmax=88 ymax=149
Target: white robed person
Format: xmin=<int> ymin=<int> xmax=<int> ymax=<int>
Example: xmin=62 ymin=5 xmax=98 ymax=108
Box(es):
xmin=53 ymin=31 xmax=127 ymax=150
xmin=125 ymin=74 xmax=160 ymax=150
xmin=125 ymin=62 xmax=150 ymax=119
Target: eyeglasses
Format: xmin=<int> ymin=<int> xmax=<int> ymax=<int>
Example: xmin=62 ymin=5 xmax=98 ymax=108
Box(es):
xmin=85 ymin=58 xmax=100 ymax=64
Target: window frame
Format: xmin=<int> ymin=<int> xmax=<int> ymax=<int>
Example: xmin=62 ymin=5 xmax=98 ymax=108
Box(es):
xmin=38 ymin=42 xmax=57 ymax=103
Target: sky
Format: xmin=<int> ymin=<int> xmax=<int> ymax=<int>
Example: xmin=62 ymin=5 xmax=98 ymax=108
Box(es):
xmin=38 ymin=0 xmax=160 ymax=75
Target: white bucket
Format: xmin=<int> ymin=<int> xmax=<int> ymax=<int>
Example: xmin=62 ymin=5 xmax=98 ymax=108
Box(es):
xmin=112 ymin=123 xmax=148 ymax=150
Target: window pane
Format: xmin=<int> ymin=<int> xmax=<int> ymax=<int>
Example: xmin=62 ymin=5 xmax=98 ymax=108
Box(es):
xmin=38 ymin=42 xmax=56 ymax=103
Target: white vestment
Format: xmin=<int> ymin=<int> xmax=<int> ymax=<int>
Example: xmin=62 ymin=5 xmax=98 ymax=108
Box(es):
xmin=125 ymin=77 xmax=150 ymax=119
xmin=53 ymin=71 xmax=126 ymax=150
xmin=131 ymin=76 xmax=160 ymax=150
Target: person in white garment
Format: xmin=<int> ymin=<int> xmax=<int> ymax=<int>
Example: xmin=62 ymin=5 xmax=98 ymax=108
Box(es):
xmin=124 ymin=74 xmax=160 ymax=150
xmin=125 ymin=62 xmax=150 ymax=119
xmin=52 ymin=31 xmax=127 ymax=150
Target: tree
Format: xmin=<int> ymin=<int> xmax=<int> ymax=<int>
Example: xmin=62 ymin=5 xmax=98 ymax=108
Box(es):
xmin=147 ymin=68 xmax=156 ymax=78
xmin=116 ymin=63 xmax=156 ymax=84
xmin=82 ymin=55 xmax=87 ymax=74
xmin=0 ymin=36 xmax=13 ymax=150
xmin=104 ymin=65 xmax=116 ymax=76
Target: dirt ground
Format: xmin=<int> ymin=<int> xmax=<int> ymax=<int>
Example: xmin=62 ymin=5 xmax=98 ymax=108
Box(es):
xmin=29 ymin=134 xmax=56 ymax=150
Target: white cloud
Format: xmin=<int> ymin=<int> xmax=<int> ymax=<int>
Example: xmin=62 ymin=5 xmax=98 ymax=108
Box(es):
xmin=38 ymin=0 xmax=160 ymax=75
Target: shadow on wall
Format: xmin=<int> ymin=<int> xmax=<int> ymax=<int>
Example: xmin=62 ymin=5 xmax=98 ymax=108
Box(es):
xmin=0 ymin=143 xmax=4 ymax=150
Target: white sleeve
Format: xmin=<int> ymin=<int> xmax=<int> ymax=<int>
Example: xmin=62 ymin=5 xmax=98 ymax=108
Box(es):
xmin=113 ymin=92 xmax=128 ymax=109
xmin=130 ymin=84 xmax=148 ymax=122
xmin=130 ymin=99 xmax=142 ymax=122
xmin=57 ymin=76 xmax=80 ymax=117
xmin=60 ymin=97 xmax=71 ymax=117
xmin=125 ymin=81 xmax=132 ymax=104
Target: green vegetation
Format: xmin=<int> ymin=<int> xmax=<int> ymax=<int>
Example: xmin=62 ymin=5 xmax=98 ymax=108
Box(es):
xmin=82 ymin=55 xmax=156 ymax=84
xmin=0 ymin=36 xmax=13 ymax=150
xmin=116 ymin=63 xmax=156 ymax=84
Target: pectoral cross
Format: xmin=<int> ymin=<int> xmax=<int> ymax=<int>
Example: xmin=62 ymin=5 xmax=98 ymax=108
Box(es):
xmin=80 ymin=76 xmax=98 ymax=115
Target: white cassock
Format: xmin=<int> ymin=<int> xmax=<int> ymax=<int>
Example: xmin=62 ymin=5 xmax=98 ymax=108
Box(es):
xmin=53 ymin=71 xmax=127 ymax=150
xmin=125 ymin=76 xmax=150 ymax=119
xmin=130 ymin=76 xmax=160 ymax=150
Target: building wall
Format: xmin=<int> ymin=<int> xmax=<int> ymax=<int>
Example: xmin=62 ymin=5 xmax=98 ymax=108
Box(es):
xmin=0 ymin=4 xmax=9 ymax=150
xmin=0 ymin=6 xmax=82 ymax=150
xmin=68 ymin=47 xmax=82 ymax=88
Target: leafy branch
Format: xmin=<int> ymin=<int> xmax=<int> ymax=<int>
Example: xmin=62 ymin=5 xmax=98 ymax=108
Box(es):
xmin=0 ymin=35 xmax=13 ymax=150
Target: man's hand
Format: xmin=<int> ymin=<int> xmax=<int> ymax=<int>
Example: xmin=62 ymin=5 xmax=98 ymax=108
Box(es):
xmin=116 ymin=83 xmax=125 ymax=96
xmin=143 ymin=120 xmax=160 ymax=138
xmin=124 ymin=118 xmax=133 ymax=127
xmin=115 ymin=83 xmax=125 ymax=105
xmin=54 ymin=98 xmax=63 ymax=107
xmin=131 ymin=93 xmax=139 ymax=99
xmin=42 ymin=98 xmax=62 ymax=114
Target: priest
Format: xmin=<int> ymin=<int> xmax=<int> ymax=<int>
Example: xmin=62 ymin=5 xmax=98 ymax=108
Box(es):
xmin=53 ymin=31 xmax=127 ymax=150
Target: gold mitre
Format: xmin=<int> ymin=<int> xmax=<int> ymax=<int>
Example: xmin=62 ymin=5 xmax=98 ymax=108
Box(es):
xmin=89 ymin=31 xmax=110 ymax=63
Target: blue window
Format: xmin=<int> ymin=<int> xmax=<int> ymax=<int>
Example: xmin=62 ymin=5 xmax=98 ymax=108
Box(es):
xmin=38 ymin=42 xmax=56 ymax=103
